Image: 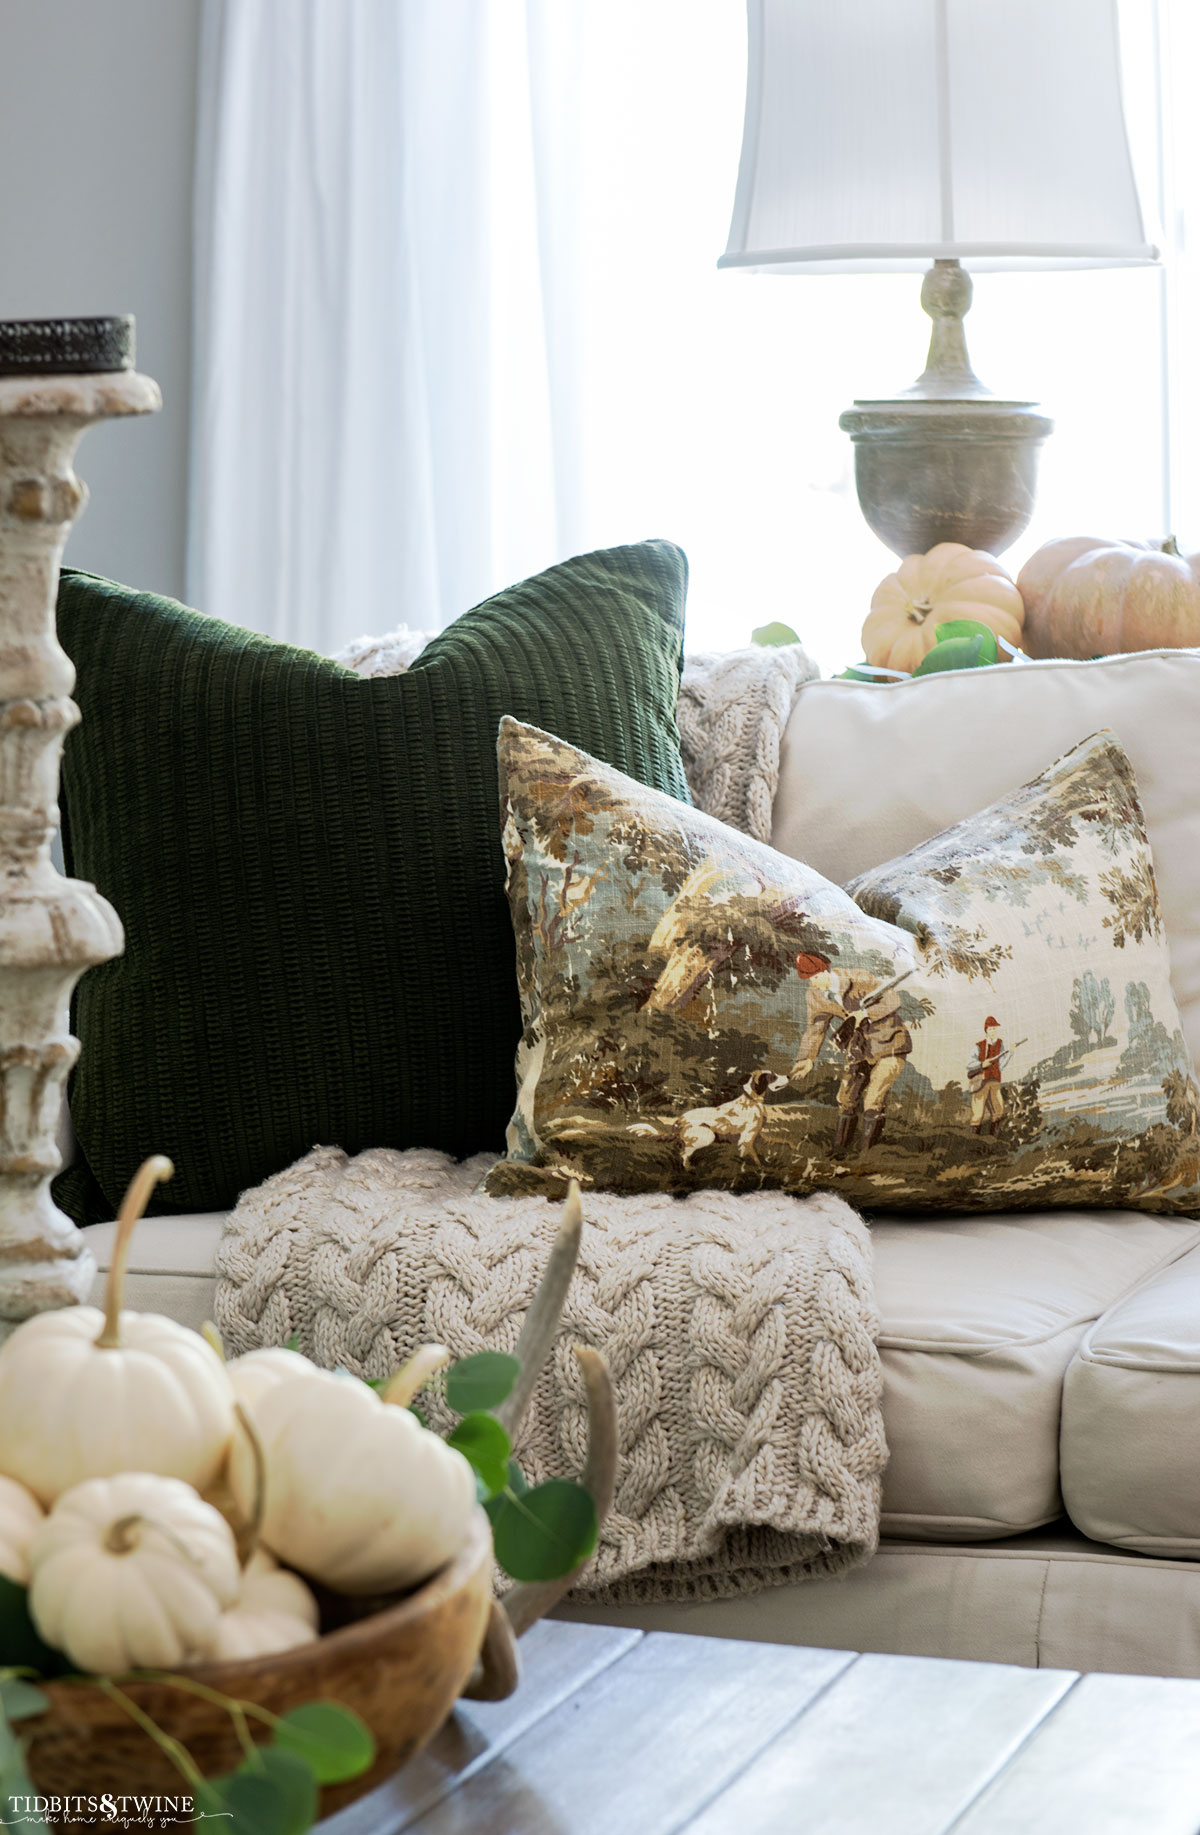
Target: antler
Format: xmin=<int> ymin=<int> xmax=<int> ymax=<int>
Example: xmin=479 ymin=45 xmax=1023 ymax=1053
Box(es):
xmin=462 ymin=1183 xmax=618 ymax=1701
xmin=504 ymin=1344 xmax=617 ymax=1636
xmin=495 ymin=1181 xmax=584 ymax=1438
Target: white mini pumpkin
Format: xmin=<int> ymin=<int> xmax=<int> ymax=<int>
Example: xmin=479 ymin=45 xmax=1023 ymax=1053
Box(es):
xmin=28 ymin=1472 xmax=240 ymax=1674
xmin=201 ymin=1549 xmax=319 ymax=1662
xmin=229 ymin=1362 xmax=476 ymax=1594
xmin=226 ymin=1346 xmax=323 ymax=1414
xmin=0 ymin=1159 xmax=235 ymax=1505
xmin=0 ymin=1473 xmax=44 ymax=1585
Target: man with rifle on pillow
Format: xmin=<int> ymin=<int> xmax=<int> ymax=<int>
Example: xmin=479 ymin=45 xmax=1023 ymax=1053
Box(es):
xmin=791 ymin=956 xmax=915 ymax=1156
xmin=967 ymin=1017 xmax=1028 ymax=1137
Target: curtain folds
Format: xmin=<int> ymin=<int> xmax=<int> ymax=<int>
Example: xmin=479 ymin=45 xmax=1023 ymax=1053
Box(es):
xmin=189 ymin=0 xmax=584 ymax=650
xmin=189 ymin=2 xmax=1173 ymax=671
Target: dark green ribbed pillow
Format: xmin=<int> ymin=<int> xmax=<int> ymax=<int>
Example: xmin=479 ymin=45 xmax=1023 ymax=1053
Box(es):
xmin=54 ymin=541 xmax=690 ymax=1222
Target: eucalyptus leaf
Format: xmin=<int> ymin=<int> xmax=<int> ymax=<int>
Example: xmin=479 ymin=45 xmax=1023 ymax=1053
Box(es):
xmin=0 ymin=1680 xmax=46 ymax=1723
xmin=272 ymin=1701 xmax=375 ymax=1784
xmin=0 ymin=1577 xmax=65 ymax=1678
xmin=447 ymin=1413 xmax=511 ymax=1498
xmin=751 ymin=621 xmax=801 ymax=648
xmin=203 ymin=1748 xmax=317 ymax=1835
xmin=0 ymin=1719 xmax=38 ymax=1835
xmin=488 ymin=1478 xmax=598 ymax=1582
xmin=444 ymin=1351 xmax=520 ymax=1415
xmin=505 ymin=1458 xmax=530 ymax=1498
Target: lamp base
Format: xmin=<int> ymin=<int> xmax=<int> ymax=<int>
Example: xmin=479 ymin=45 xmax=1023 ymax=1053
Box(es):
xmin=839 ymin=397 xmax=1053 ymax=557
xmin=839 ymin=259 xmax=1053 ymax=558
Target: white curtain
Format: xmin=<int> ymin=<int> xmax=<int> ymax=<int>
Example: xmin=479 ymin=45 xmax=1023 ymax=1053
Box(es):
xmin=191 ymin=1 xmax=1177 ymax=673
xmin=189 ymin=0 xmax=586 ymax=652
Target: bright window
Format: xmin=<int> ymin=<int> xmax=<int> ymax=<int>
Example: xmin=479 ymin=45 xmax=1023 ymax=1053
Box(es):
xmin=489 ymin=0 xmax=1176 ymax=675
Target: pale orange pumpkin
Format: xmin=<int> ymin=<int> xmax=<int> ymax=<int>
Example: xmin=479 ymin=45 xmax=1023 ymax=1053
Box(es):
xmin=862 ymin=544 xmax=1024 ymax=674
xmin=1016 ymin=535 xmax=1200 ymax=658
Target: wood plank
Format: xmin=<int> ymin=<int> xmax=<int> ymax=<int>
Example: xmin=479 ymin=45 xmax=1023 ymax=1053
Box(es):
xmin=946 ymin=1671 xmax=1200 ymax=1835
xmin=685 ymin=1652 xmax=1075 ymax=1835
xmin=319 ymin=1622 xmax=642 ymax=1834
xmin=403 ymin=1630 xmax=855 ymax=1835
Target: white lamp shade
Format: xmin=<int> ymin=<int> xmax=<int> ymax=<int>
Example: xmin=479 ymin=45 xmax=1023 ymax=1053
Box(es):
xmin=721 ymin=0 xmax=1158 ymax=273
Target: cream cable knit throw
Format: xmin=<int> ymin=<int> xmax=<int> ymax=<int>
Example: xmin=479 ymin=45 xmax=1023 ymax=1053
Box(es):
xmin=334 ymin=628 xmax=818 ymax=838
xmin=216 ymin=1148 xmax=886 ymax=1603
xmin=676 ymin=644 xmax=818 ymax=841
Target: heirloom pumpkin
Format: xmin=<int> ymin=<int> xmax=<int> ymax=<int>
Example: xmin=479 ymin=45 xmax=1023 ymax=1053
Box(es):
xmin=0 ymin=1159 xmax=235 ymax=1505
xmin=28 ymin=1472 xmax=240 ymax=1674
xmin=0 ymin=1474 xmax=43 ymax=1585
xmin=862 ymin=543 xmax=1024 ymax=674
xmin=1016 ymin=535 xmax=1200 ymax=657
xmin=228 ymin=1361 xmax=477 ymax=1595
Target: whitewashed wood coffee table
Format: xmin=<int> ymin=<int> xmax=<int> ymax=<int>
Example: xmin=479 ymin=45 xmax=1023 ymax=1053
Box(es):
xmin=323 ymin=1619 xmax=1200 ymax=1833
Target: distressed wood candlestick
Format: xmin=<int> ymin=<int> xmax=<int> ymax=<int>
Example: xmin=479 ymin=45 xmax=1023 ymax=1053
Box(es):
xmin=0 ymin=331 xmax=159 ymax=1335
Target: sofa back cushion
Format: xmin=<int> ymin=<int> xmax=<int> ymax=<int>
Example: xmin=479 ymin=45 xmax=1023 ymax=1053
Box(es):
xmin=54 ymin=543 xmax=690 ymax=1222
xmin=772 ymin=651 xmax=1200 ymax=1072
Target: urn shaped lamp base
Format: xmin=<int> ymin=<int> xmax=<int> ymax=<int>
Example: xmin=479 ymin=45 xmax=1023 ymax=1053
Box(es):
xmin=839 ymin=260 xmax=1053 ymax=559
xmin=0 ymin=317 xmax=159 ymax=1338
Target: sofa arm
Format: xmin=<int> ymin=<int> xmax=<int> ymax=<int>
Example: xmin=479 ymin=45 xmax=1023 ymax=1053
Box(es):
xmin=1061 ymin=1234 xmax=1200 ymax=1558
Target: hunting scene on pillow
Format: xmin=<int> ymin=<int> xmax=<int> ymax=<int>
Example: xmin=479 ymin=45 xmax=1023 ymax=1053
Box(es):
xmin=487 ymin=719 xmax=1200 ymax=1215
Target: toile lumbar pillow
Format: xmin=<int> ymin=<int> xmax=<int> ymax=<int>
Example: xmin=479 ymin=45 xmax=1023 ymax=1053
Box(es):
xmin=54 ymin=542 xmax=691 ymax=1223
xmin=487 ymin=718 xmax=1200 ymax=1214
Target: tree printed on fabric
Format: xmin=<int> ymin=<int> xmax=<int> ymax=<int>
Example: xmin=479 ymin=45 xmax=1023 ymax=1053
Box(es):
xmin=1070 ymin=972 xmax=1116 ymax=1052
xmin=491 ymin=720 xmax=1200 ymax=1216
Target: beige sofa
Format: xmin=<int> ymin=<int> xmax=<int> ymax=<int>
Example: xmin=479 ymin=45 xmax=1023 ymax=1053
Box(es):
xmin=91 ymin=647 xmax=1200 ymax=1679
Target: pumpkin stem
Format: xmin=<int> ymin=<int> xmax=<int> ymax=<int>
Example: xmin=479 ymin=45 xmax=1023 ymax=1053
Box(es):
xmin=1161 ymin=535 xmax=1181 ymax=556
xmin=907 ymin=599 xmax=933 ymax=624
xmin=233 ymin=1402 xmax=267 ymax=1563
xmin=104 ymin=1512 xmax=202 ymax=1567
xmin=200 ymin=1321 xmax=226 ymax=1361
xmin=95 ymin=1156 xmax=175 ymax=1349
xmin=105 ymin=1513 xmax=143 ymax=1553
xmin=382 ymin=1344 xmax=452 ymax=1410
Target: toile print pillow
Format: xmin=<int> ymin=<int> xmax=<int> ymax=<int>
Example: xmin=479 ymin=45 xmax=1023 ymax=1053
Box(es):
xmin=486 ymin=717 xmax=1200 ymax=1215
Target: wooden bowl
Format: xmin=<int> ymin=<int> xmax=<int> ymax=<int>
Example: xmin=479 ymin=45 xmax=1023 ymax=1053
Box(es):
xmin=23 ymin=1509 xmax=494 ymax=1823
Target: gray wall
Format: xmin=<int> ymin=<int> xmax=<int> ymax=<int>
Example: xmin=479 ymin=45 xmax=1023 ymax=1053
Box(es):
xmin=0 ymin=0 xmax=201 ymax=600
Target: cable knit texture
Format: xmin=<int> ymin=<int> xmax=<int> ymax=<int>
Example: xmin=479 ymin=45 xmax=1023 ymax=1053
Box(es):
xmin=333 ymin=630 xmax=818 ymax=840
xmin=215 ymin=1146 xmax=886 ymax=1603
xmin=676 ymin=645 xmax=819 ymax=841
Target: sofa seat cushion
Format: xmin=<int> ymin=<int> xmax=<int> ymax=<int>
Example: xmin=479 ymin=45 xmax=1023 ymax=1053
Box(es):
xmin=559 ymin=1525 xmax=1200 ymax=1679
xmin=89 ymin=1202 xmax=1200 ymax=1546
xmin=87 ymin=1214 xmax=225 ymax=1332
xmin=873 ymin=1208 xmax=1200 ymax=1540
xmin=1061 ymin=1240 xmax=1200 ymax=1557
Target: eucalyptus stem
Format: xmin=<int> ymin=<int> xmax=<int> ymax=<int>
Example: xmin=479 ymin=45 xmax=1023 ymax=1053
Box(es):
xmin=140 ymin=1671 xmax=283 ymax=1732
xmin=96 ymin=1679 xmax=206 ymax=1792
